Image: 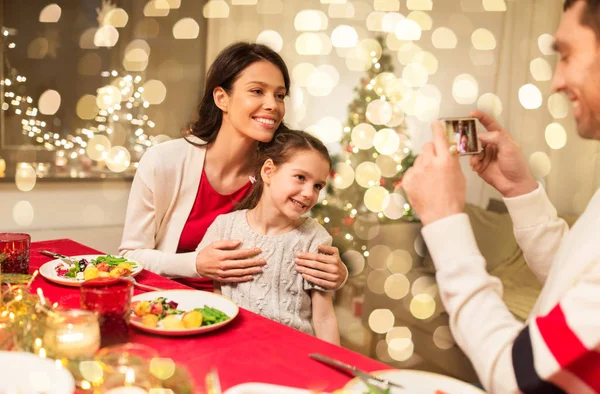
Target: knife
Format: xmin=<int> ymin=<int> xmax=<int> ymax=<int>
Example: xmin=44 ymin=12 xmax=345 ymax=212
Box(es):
xmin=39 ymin=250 xmax=75 ymax=265
xmin=309 ymin=353 xmax=404 ymax=390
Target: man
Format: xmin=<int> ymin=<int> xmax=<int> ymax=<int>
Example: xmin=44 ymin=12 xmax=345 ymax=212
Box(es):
xmin=403 ymin=1 xmax=600 ymax=393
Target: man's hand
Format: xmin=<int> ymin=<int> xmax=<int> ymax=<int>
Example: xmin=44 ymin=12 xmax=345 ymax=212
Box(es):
xmin=469 ymin=110 xmax=538 ymax=198
xmin=402 ymin=121 xmax=466 ymax=226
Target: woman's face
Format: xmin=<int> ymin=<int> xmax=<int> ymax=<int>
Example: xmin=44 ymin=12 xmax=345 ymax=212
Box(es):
xmin=221 ymin=61 xmax=287 ymax=143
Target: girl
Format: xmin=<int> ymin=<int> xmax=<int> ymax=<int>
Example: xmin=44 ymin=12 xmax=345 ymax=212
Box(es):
xmin=196 ymin=128 xmax=340 ymax=344
xmin=119 ymin=42 xmax=347 ymax=292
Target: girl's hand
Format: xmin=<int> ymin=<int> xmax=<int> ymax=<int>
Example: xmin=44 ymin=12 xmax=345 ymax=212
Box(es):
xmin=195 ymin=240 xmax=265 ymax=283
xmin=295 ymin=245 xmax=348 ymax=290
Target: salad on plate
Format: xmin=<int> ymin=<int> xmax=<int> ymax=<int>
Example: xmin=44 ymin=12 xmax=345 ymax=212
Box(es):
xmin=54 ymin=254 xmax=139 ymax=281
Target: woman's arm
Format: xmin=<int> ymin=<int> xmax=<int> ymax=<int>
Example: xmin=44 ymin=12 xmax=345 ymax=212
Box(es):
xmin=119 ymin=151 xmax=199 ymax=278
xmin=311 ymin=290 xmax=340 ymax=345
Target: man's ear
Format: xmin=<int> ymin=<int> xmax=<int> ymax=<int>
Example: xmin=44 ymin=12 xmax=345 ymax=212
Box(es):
xmin=261 ymin=159 xmax=276 ymax=186
xmin=213 ymin=86 xmax=229 ymax=112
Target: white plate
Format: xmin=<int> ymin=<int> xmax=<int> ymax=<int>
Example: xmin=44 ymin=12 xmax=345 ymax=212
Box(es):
xmin=130 ymin=290 xmax=239 ymax=336
xmin=225 ymin=383 xmax=317 ymax=394
xmin=39 ymin=254 xmax=143 ymax=287
xmin=0 ymin=351 xmax=75 ymax=394
xmin=344 ymin=370 xmax=486 ymax=394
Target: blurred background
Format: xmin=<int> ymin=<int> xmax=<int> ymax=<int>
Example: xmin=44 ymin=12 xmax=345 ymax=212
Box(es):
xmin=2 ymin=0 xmax=599 ymax=384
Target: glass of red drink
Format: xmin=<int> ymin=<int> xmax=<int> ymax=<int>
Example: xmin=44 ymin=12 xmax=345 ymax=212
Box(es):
xmin=80 ymin=278 xmax=132 ymax=348
xmin=0 ymin=233 xmax=31 ymax=274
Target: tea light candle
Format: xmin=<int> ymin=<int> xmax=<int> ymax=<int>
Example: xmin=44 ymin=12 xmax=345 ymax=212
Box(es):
xmin=43 ymin=309 xmax=100 ymax=359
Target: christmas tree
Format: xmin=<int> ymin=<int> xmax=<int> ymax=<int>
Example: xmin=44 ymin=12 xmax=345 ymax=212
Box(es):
xmin=313 ymin=36 xmax=417 ymax=260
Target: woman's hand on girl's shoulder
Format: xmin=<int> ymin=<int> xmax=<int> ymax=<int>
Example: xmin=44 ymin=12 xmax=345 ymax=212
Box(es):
xmin=195 ymin=240 xmax=265 ymax=282
xmin=295 ymin=244 xmax=347 ymax=290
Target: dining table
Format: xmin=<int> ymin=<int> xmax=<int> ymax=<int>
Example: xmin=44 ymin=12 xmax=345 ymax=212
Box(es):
xmin=28 ymin=238 xmax=392 ymax=393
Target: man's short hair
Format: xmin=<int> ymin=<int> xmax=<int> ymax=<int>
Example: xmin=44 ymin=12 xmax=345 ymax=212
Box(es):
xmin=564 ymin=0 xmax=600 ymax=39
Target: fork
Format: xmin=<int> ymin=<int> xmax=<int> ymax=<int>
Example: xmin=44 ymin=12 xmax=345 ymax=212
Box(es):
xmin=205 ymin=368 xmax=223 ymax=394
xmin=123 ymin=276 xmax=165 ymax=292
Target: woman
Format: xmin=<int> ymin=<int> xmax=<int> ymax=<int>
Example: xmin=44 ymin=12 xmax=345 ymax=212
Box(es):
xmin=119 ymin=42 xmax=347 ymax=291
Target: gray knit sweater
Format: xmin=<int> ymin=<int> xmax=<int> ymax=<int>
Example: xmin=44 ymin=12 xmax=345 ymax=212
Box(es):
xmin=197 ymin=209 xmax=332 ymax=335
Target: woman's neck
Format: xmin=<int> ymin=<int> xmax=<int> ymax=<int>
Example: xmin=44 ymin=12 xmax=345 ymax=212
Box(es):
xmin=246 ymin=200 xmax=303 ymax=236
xmin=206 ymin=123 xmax=258 ymax=178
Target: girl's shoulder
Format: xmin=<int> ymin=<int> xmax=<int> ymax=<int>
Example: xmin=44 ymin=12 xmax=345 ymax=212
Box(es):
xmin=299 ymin=217 xmax=332 ymax=243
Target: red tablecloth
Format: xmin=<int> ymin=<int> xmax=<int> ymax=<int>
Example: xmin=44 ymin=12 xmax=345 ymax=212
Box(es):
xmin=29 ymin=239 xmax=390 ymax=392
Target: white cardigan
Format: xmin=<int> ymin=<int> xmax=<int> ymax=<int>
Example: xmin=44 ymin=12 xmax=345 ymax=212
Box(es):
xmin=423 ymin=185 xmax=600 ymax=393
xmin=119 ymin=136 xmax=206 ymax=278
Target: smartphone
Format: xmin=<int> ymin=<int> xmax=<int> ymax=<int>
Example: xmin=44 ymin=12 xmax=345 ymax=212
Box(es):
xmin=440 ymin=117 xmax=482 ymax=156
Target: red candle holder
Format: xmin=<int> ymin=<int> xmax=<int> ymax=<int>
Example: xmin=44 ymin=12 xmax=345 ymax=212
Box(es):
xmin=80 ymin=278 xmax=133 ymax=348
xmin=0 ymin=233 xmax=31 ymax=274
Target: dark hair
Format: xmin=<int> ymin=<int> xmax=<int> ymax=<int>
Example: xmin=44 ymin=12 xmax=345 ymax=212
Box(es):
xmin=187 ymin=42 xmax=291 ymax=145
xmin=564 ymin=0 xmax=600 ymax=38
xmin=237 ymin=128 xmax=333 ymax=211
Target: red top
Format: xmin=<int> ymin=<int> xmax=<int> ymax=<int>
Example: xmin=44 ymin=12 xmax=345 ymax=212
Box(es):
xmin=176 ymin=169 xmax=252 ymax=290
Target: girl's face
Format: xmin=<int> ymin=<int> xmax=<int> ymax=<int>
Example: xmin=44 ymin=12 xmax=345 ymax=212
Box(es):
xmin=218 ymin=61 xmax=287 ymax=143
xmin=262 ymin=150 xmax=330 ymax=221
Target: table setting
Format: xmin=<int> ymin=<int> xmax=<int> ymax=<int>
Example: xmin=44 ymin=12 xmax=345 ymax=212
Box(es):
xmin=0 ymin=234 xmax=484 ymax=394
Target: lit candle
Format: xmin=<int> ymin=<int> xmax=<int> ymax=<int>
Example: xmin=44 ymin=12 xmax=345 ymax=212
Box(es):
xmin=43 ymin=309 xmax=100 ymax=359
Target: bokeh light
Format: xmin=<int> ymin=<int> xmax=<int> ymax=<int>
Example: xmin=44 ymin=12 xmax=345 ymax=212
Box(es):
xmin=387 ymin=249 xmax=412 ymax=274
xmin=410 ymin=294 xmax=436 ymax=320
xmin=13 ymin=200 xmax=34 ymax=227
xmin=432 ymin=27 xmax=457 ymax=49
xmin=368 ymin=309 xmax=395 ymax=334
xmin=433 ymin=326 xmax=455 ymax=349
xmin=545 ymin=123 xmax=567 ymax=150
xmin=141 ymin=80 xmax=167 ymax=105
xmin=295 ymin=10 xmax=328 ymax=31
xmin=39 ymin=4 xmax=61 ymax=23
xmin=256 ymin=30 xmax=283 ymax=52
xmin=538 ymin=33 xmax=555 ymax=55
xmin=86 ymin=135 xmax=112 ymax=161
xmin=367 ymin=270 xmax=389 ymax=294
xmin=411 ymin=276 xmax=438 ymax=297
xmin=332 ymin=25 xmax=358 ymax=47
xmin=332 ymin=162 xmax=355 ymax=189
xmin=452 ymin=74 xmax=479 ymax=104
xmin=483 ymin=0 xmax=507 ymax=11
xmin=529 ymin=152 xmax=552 ymax=178
xmin=351 ymin=123 xmax=377 ymax=150
xmin=104 ymin=8 xmax=129 ymax=28
xmin=395 ymin=19 xmax=422 ymax=41
xmin=407 ymin=0 xmax=433 ymax=10
xmin=203 ymin=0 xmax=229 ymax=18
xmin=94 ymin=26 xmax=119 ymax=47
xmin=530 ymin=57 xmax=552 ymax=81
xmin=366 ymin=99 xmax=393 ymax=125
xmin=382 ymin=193 xmax=407 ymax=219
xmin=354 ymin=214 xmax=380 ymax=241
xmin=519 ymin=84 xmax=543 ymax=109
xmin=15 ymin=163 xmax=37 ymax=192
xmin=173 ymin=18 xmax=200 ymax=39
xmin=355 ymin=162 xmax=382 ymax=188
xmin=328 ymin=2 xmax=355 ymax=18
xmin=38 ymin=90 xmax=61 ymax=115
xmin=106 ymin=146 xmax=131 ymax=173
xmin=374 ymin=129 xmax=400 ymax=155
xmin=384 ymin=274 xmax=410 ymax=299
xmin=477 ymin=93 xmax=503 ymax=117
xmin=548 ymin=93 xmax=569 ymax=119
xmin=471 ymin=28 xmax=497 ymax=50
xmin=408 ymin=11 xmax=432 ymax=31
xmin=343 ymin=250 xmax=366 ymax=276
xmin=306 ymin=117 xmax=343 ymax=143
xmin=364 ymin=186 xmax=389 ymax=212
xmin=76 ymin=95 xmax=99 ymax=120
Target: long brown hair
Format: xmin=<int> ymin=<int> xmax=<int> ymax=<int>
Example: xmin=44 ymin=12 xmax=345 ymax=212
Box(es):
xmin=187 ymin=42 xmax=291 ymax=145
xmin=237 ymin=128 xmax=333 ymax=211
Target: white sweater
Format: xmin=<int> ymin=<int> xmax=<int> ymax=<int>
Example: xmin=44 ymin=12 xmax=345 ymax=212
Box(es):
xmin=423 ymin=184 xmax=600 ymax=393
xmin=197 ymin=210 xmax=332 ymax=335
xmin=118 ymin=137 xmax=206 ymax=278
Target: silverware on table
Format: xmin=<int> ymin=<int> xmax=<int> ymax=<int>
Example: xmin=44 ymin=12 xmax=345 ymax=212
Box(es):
xmin=39 ymin=249 xmax=75 ymax=265
xmin=205 ymin=368 xmax=223 ymax=394
xmin=124 ymin=276 xmax=165 ymax=292
xmin=309 ymin=353 xmax=404 ymax=391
